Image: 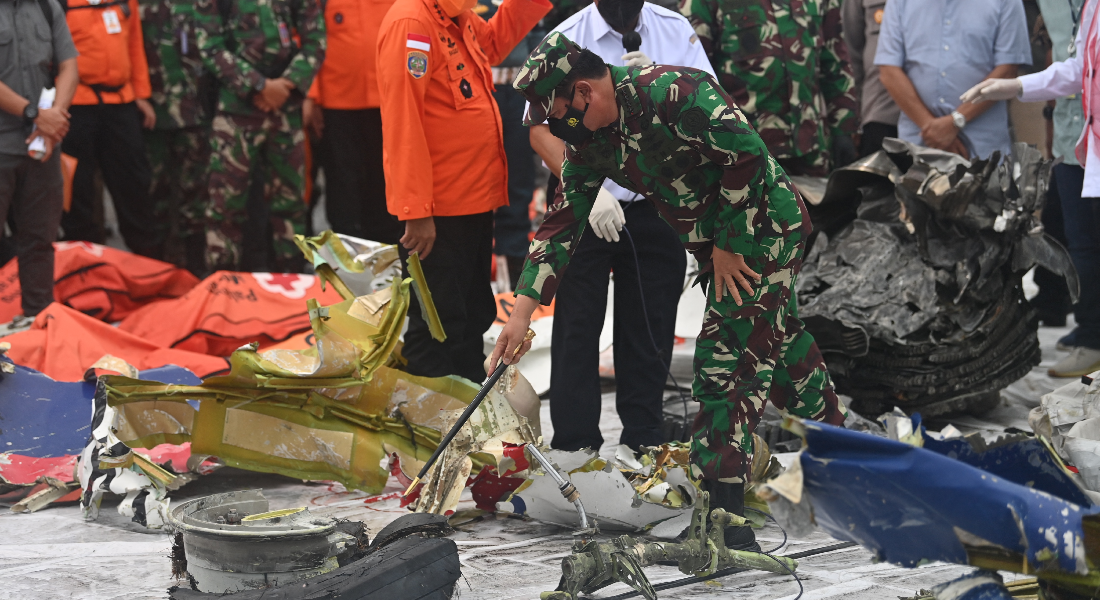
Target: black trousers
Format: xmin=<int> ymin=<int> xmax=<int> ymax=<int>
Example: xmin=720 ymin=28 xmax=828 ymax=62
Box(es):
xmin=549 ymin=200 xmax=686 ymax=451
xmin=1032 ymin=164 xmax=1072 ymax=322
xmin=492 ymin=86 xmax=534 ymax=261
xmin=61 ymin=103 xmax=158 ymax=254
xmin=318 ymin=108 xmax=402 ymax=245
xmin=399 ymin=212 xmax=496 ymax=383
xmin=859 ymin=121 xmax=899 ymax=157
xmin=0 ymin=152 xmax=64 ymax=316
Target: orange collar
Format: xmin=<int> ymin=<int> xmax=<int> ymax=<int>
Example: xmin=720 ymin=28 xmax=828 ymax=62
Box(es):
xmin=420 ymin=0 xmax=464 ymax=30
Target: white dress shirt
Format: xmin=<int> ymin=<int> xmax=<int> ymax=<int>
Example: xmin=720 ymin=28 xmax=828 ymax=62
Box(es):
xmin=529 ymin=2 xmax=716 ymax=202
xmin=1019 ymin=0 xmax=1100 ymax=195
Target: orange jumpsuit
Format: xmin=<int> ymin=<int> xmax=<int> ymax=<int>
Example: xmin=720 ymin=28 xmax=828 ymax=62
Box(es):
xmin=377 ymin=0 xmax=551 ymax=221
xmin=65 ymin=0 xmax=151 ymax=106
xmin=307 ymin=0 xmax=393 ymax=109
xmin=376 ymin=0 xmax=549 ymax=383
xmin=307 ymin=0 xmax=402 ymax=244
xmin=61 ymin=0 xmax=158 ymax=255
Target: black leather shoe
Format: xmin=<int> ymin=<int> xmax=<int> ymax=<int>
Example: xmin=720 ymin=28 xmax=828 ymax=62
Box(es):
xmin=703 ymin=480 xmax=761 ymax=552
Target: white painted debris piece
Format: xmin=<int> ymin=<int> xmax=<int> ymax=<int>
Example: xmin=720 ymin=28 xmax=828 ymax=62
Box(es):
xmin=1030 ymin=370 xmax=1100 ymax=495
xmin=495 ymin=444 xmax=699 ymax=538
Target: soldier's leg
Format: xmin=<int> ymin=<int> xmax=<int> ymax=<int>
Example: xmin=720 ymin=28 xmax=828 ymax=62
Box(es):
xmin=206 ymin=113 xmax=262 ymax=271
xmin=262 ymin=108 xmax=307 ymax=272
xmin=149 ymin=128 xmax=189 ymax=267
xmin=768 ymin=295 xmax=847 ymax=425
xmin=690 ymin=254 xmax=796 ymax=484
xmin=144 ymin=129 xmax=171 ymax=233
xmin=178 ymin=125 xmax=214 ymax=275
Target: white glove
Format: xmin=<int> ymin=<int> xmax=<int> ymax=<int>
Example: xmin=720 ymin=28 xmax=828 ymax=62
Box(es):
xmin=621 ymin=51 xmax=653 ymax=67
xmin=959 ymin=78 xmax=1022 ymax=103
xmin=588 ymin=187 xmax=625 ymax=242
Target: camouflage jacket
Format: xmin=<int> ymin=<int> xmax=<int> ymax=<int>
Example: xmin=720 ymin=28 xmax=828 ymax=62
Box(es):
xmin=139 ymin=0 xmax=211 ymax=129
xmin=516 ymin=65 xmax=809 ymax=304
xmin=679 ymin=0 xmax=858 ymax=171
xmin=194 ymin=0 xmax=325 ymax=115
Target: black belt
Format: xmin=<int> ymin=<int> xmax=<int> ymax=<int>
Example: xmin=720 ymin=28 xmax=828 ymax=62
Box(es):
xmin=86 ymin=83 xmax=124 ymax=104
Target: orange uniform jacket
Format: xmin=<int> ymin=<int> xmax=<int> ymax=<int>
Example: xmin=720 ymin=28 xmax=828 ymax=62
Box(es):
xmin=65 ymin=0 xmax=151 ymax=105
xmin=307 ymin=0 xmax=395 ymax=109
xmin=377 ymin=0 xmax=550 ymax=221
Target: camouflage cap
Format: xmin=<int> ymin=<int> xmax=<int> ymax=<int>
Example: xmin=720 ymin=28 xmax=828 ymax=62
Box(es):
xmin=513 ymin=32 xmax=584 ymax=126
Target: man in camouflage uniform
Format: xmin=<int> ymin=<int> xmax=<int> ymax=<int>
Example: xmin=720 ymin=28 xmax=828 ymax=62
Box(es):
xmin=139 ymin=0 xmax=212 ymax=275
xmin=679 ymin=0 xmax=858 ymax=175
xmin=492 ymin=32 xmax=846 ymax=550
xmin=194 ymin=0 xmax=325 ymax=272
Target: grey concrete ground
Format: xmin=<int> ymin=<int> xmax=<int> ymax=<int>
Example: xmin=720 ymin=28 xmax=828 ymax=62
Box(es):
xmin=0 ymin=318 xmax=1076 ymax=599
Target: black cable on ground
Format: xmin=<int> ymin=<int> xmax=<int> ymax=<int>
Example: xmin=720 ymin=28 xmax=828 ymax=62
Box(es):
xmin=746 ymin=506 xmax=802 ymax=600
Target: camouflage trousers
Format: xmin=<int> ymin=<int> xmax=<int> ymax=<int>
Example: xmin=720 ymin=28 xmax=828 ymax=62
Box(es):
xmin=145 ymin=126 xmax=210 ymax=267
xmin=205 ymin=108 xmax=306 ymax=272
xmin=690 ymin=237 xmax=847 ymax=483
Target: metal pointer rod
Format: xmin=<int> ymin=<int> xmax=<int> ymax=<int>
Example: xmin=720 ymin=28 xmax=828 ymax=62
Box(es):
xmin=403 ymin=328 xmax=536 ymax=496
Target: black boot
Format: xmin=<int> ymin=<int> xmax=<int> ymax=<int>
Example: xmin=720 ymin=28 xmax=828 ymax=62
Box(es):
xmin=703 ymin=480 xmax=761 ymax=552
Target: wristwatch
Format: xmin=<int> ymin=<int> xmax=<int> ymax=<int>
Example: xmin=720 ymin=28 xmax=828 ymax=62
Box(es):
xmin=22 ymin=103 xmax=38 ymax=125
xmin=950 ymin=110 xmax=967 ymax=130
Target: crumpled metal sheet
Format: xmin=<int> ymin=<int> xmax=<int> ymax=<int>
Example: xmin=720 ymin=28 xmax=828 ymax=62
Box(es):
xmin=1029 ymin=372 xmax=1100 ymax=495
xmin=797 ymin=141 xmax=1076 ymax=416
xmin=497 ymin=438 xmax=778 ymax=538
xmin=80 ymin=233 xmax=540 ymax=525
xmin=762 ymin=418 xmax=1100 ymax=595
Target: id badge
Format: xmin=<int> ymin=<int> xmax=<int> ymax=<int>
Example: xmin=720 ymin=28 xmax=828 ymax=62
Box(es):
xmin=278 ymin=22 xmax=291 ymax=48
xmin=102 ymin=9 xmax=122 ymax=34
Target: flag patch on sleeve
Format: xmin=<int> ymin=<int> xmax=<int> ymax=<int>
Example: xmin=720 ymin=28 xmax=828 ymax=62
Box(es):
xmin=407 ymin=33 xmax=431 ymax=51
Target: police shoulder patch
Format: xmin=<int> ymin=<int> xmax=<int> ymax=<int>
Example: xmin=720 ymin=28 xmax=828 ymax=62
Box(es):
xmin=407 ymin=51 xmax=428 ymax=79
xmin=680 ymin=107 xmax=708 ymax=136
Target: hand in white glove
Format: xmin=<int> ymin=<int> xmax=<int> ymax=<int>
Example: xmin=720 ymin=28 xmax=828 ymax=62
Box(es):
xmin=588 ymin=187 xmax=625 ymax=242
xmin=959 ymin=78 xmax=1022 ymax=103
xmin=621 ymin=51 xmax=653 ymax=67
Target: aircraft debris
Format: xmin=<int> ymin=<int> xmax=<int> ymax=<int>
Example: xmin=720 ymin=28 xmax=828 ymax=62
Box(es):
xmin=168 ymin=494 xmax=460 ymax=599
xmin=539 ymin=491 xmax=796 ymax=600
xmin=80 ymin=235 xmax=540 ymax=524
xmin=497 ymin=439 xmax=777 ymax=538
xmin=1029 ymin=370 xmax=1100 ymax=495
xmin=797 ymin=141 xmax=1078 ymax=417
xmin=760 ymin=416 xmax=1100 ymax=598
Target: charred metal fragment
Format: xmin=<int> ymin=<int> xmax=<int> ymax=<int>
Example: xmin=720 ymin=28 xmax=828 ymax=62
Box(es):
xmin=797 ymin=141 xmax=1076 ymax=417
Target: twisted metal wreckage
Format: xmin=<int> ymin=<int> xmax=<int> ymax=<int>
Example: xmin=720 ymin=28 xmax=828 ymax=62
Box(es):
xmin=796 ymin=139 xmax=1079 ymax=417
xmin=71 ymin=140 xmax=1087 ymax=598
xmin=78 ymin=231 xmax=545 ymax=527
xmin=71 ymin=231 xmax=808 ymax=599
